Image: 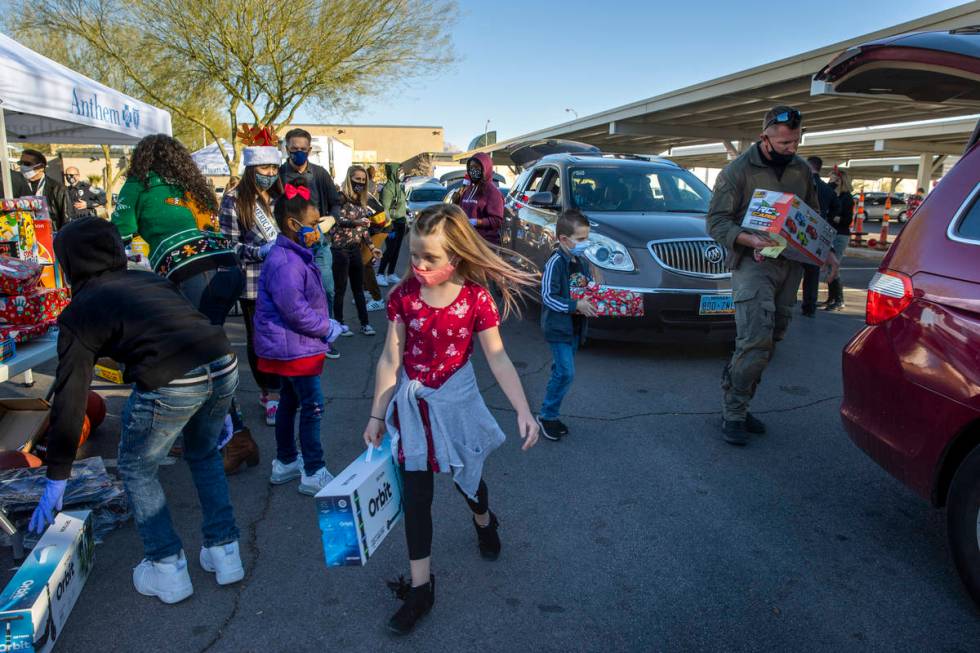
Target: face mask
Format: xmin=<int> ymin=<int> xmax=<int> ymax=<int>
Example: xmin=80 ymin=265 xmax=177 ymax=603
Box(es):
xmin=762 ymin=137 xmax=795 ymax=166
xmin=468 ymin=168 xmax=482 ymax=182
xmin=351 ymin=182 xmax=366 ymax=194
xmin=569 ymin=239 xmax=591 ymax=256
xmin=289 ymin=150 xmax=309 ymax=167
xmin=290 ymin=219 xmax=322 ymax=248
xmin=65 ymin=175 xmax=78 ymax=185
xmin=412 ymin=261 xmax=456 ymax=287
xmin=20 ymin=164 xmax=40 ymax=179
xmin=255 ymin=173 xmax=277 ymax=190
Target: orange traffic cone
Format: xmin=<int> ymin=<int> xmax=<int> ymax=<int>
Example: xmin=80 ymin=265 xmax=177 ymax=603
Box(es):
xmin=878 ymin=195 xmax=891 ymax=250
xmin=852 ymin=192 xmax=865 ymax=247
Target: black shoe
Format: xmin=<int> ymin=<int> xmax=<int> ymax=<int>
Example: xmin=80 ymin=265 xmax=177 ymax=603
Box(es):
xmin=801 ymin=309 xmax=815 ymax=318
xmin=473 ymin=511 xmax=501 ymax=561
xmin=555 ymin=419 xmax=570 ymax=435
xmin=722 ymin=420 xmax=749 ymax=446
xmin=744 ymin=412 xmax=766 ymax=435
xmin=536 ymin=416 xmax=563 ymax=441
xmin=387 ymin=575 xmax=435 ymax=635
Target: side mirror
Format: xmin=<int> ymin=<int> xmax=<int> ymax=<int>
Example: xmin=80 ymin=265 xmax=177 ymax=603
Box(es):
xmin=528 ymin=191 xmax=556 ymax=208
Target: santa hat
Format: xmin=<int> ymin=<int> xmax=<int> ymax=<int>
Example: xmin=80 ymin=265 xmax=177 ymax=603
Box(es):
xmin=243 ymin=146 xmax=281 ymax=167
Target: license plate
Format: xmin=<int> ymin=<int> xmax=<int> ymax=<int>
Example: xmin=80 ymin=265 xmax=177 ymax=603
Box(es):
xmin=699 ymin=294 xmax=734 ymax=316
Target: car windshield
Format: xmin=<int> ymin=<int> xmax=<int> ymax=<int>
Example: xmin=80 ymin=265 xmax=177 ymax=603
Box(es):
xmin=409 ymin=188 xmax=446 ymax=202
xmin=568 ymin=166 xmax=711 ymax=213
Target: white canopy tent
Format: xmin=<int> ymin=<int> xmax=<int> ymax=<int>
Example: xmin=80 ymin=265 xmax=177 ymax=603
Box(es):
xmin=0 ymin=32 xmax=172 ymax=198
xmin=191 ymin=140 xmax=235 ymax=176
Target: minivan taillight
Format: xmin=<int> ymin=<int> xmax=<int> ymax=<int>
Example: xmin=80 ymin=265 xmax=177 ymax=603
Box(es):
xmin=866 ymin=270 xmax=913 ymax=325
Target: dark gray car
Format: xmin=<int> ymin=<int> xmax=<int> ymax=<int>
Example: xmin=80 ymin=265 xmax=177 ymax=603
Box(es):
xmin=502 ymin=152 xmax=734 ymax=339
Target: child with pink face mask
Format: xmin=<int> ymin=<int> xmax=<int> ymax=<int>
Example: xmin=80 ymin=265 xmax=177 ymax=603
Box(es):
xmin=363 ymin=203 xmax=540 ymax=635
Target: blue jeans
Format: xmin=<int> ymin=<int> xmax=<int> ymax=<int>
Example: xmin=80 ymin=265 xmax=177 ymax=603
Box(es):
xmin=313 ymin=244 xmax=335 ymax=308
xmin=275 ymin=375 xmax=325 ymax=475
xmin=540 ymin=341 xmax=577 ymax=420
xmin=179 ymin=266 xmax=246 ymax=432
xmin=118 ymin=354 xmax=240 ymax=561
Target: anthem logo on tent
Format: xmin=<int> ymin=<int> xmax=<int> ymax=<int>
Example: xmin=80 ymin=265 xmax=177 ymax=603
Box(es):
xmin=70 ymin=88 xmax=140 ymax=130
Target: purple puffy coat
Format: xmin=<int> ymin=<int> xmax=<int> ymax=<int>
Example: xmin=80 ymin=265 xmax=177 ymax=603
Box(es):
xmin=254 ymin=234 xmax=341 ymax=361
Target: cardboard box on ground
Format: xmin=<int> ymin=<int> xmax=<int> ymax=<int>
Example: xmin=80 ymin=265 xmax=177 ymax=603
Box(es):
xmin=0 ymin=511 xmax=94 ymax=653
xmin=316 ymin=438 xmax=403 ymax=567
xmin=741 ymin=189 xmax=836 ymax=265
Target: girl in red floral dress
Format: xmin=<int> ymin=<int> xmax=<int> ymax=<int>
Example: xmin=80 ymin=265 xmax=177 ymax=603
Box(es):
xmin=363 ymin=204 xmax=539 ymax=635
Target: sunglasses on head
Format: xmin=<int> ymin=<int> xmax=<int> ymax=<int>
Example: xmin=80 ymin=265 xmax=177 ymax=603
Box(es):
xmin=764 ymin=109 xmax=802 ymax=130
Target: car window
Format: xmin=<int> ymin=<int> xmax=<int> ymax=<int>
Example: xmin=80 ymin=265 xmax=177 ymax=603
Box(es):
xmin=524 ymin=168 xmax=548 ymax=194
xmin=512 ymin=169 xmax=532 ymax=193
xmin=541 ymin=168 xmax=561 ymax=207
xmin=954 ymin=188 xmax=980 ymax=242
xmin=569 ymin=165 xmax=711 ymax=213
xmin=409 ymin=187 xmax=446 ymax=202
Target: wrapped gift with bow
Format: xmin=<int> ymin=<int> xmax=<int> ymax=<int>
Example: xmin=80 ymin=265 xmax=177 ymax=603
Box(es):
xmin=569 ymin=273 xmax=644 ymax=317
xmin=0 ymin=256 xmax=42 ymax=296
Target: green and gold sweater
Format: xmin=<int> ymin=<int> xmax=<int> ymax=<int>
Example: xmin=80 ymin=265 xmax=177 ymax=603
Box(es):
xmin=111 ymin=172 xmax=236 ymax=282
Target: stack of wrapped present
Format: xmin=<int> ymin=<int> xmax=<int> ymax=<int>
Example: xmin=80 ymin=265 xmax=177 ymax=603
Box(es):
xmin=0 ymin=256 xmax=69 ymax=345
xmin=569 ymin=273 xmax=644 ymax=317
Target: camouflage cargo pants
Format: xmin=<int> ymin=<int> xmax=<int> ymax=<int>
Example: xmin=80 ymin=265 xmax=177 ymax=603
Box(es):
xmin=721 ymin=256 xmax=803 ymax=421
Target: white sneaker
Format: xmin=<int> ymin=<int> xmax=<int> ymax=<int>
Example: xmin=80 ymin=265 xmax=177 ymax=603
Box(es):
xmin=376 ymin=273 xmax=389 ymax=287
xmin=270 ymin=455 xmax=303 ymax=485
xmin=264 ymin=400 xmax=278 ymax=427
xmin=360 ymin=324 xmax=376 ymax=336
xmin=386 ymin=274 xmax=401 ymax=284
xmin=133 ymin=552 xmax=193 ymax=604
xmin=366 ymin=299 xmax=386 ymax=312
xmin=199 ymin=541 xmax=245 ymax=585
xmin=339 ymin=324 xmax=353 ymax=337
xmin=298 ymin=466 xmax=334 ymax=496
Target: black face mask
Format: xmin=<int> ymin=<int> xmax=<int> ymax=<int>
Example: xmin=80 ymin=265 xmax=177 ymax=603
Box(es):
xmin=468 ymin=168 xmax=482 ymax=182
xmin=352 ymin=182 xmax=366 ymax=194
xmin=65 ymin=175 xmax=78 ymax=185
xmin=762 ymin=137 xmax=794 ymax=166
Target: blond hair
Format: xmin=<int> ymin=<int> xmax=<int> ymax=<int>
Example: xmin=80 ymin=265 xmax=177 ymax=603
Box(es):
xmin=410 ymin=204 xmax=538 ymax=319
xmin=342 ymin=165 xmax=369 ymax=207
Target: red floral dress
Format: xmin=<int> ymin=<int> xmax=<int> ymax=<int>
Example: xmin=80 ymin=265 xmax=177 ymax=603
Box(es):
xmin=386 ymin=277 xmax=501 ymax=471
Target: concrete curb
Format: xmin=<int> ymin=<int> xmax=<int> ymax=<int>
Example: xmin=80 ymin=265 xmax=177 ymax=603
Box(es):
xmin=844 ymin=246 xmax=887 ymax=262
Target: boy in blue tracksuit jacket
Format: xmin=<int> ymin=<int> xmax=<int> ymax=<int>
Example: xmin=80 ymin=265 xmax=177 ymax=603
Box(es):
xmin=537 ymin=209 xmax=597 ymax=441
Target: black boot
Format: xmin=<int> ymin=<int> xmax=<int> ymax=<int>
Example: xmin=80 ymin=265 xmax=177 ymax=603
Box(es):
xmin=473 ymin=511 xmax=501 ymax=560
xmin=387 ymin=575 xmax=435 ymax=635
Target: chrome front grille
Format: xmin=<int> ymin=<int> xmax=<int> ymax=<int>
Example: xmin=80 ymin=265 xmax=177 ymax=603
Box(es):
xmin=648 ymin=239 xmax=730 ymax=279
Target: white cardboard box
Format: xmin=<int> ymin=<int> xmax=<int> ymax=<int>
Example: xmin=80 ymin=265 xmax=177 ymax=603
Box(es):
xmin=741 ymin=189 xmax=836 ymax=265
xmin=316 ymin=441 xmax=402 ymax=567
xmin=0 ymin=510 xmax=94 ymax=652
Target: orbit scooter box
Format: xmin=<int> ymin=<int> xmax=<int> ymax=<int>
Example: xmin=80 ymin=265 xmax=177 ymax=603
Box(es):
xmin=741 ymin=189 xmax=836 ymax=265
xmin=315 ymin=439 xmax=402 ymax=567
xmin=0 ymin=510 xmax=94 ymax=652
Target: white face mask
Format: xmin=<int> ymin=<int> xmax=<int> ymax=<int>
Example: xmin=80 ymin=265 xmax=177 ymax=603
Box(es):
xmin=20 ymin=164 xmax=41 ymax=180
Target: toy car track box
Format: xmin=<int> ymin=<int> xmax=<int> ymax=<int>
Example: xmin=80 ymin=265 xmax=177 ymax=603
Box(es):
xmin=740 ymin=189 xmax=836 ymax=265
xmin=316 ymin=439 xmax=402 ymax=567
xmin=0 ymin=510 xmax=95 ymax=653
xmin=93 ymin=358 xmax=124 ymax=385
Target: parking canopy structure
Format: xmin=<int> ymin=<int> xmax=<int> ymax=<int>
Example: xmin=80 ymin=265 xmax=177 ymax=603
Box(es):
xmin=459 ymin=3 xmax=980 ymax=186
xmin=0 ymin=32 xmax=172 ymax=198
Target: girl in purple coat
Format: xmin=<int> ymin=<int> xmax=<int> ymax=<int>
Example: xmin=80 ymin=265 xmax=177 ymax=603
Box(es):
xmin=254 ymin=180 xmax=343 ymax=496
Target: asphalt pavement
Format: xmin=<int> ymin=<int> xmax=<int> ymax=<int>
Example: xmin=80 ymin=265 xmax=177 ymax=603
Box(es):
xmin=2 ymin=252 xmax=978 ymax=653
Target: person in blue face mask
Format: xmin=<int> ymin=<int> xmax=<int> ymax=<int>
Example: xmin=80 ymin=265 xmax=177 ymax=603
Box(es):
xmin=536 ymin=209 xmax=597 ymax=442
xmin=218 ymin=146 xmax=285 ymax=457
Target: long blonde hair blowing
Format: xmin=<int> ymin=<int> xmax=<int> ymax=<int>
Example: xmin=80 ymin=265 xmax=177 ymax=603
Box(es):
xmin=342 ymin=165 xmax=369 ymax=207
xmin=412 ymin=204 xmax=539 ymax=319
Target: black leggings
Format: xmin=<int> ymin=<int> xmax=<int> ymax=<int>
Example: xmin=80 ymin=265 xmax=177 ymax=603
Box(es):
xmin=402 ymin=469 xmax=489 ymax=560
xmin=331 ymin=247 xmax=369 ymax=327
xmin=239 ymin=298 xmax=280 ymax=393
xmin=379 ymin=220 xmax=406 ymax=276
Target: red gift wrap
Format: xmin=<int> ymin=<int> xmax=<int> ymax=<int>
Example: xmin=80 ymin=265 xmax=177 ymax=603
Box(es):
xmin=0 ymin=256 xmax=42 ymax=295
xmin=569 ymin=274 xmax=644 ymax=317
xmin=0 ymin=288 xmax=70 ymax=325
xmin=0 ymin=320 xmax=55 ymax=344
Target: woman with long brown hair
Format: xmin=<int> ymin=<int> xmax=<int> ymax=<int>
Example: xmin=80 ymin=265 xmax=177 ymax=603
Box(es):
xmin=363 ymin=203 xmax=539 ymax=634
xmin=331 ymin=165 xmax=382 ymax=336
xmin=218 ymin=147 xmax=283 ymax=463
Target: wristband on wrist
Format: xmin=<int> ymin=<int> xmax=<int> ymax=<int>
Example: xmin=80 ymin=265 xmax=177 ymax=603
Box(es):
xmin=370 ymin=415 xmax=385 ymax=422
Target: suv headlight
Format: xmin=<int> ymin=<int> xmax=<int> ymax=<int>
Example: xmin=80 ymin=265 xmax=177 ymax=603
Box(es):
xmin=583 ymin=233 xmax=634 ymax=271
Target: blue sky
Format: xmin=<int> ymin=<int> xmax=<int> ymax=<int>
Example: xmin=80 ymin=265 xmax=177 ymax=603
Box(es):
xmin=299 ymin=0 xmax=965 ymax=150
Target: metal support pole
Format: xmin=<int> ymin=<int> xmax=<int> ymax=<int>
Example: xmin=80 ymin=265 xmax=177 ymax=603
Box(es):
xmin=916 ymin=152 xmax=932 ymax=196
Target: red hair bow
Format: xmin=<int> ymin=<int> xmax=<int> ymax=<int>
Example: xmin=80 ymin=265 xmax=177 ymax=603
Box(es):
xmin=284 ymin=183 xmax=310 ymax=200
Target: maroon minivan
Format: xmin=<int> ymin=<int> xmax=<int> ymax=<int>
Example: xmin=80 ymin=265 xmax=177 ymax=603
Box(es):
xmin=814 ymin=27 xmax=980 ymax=604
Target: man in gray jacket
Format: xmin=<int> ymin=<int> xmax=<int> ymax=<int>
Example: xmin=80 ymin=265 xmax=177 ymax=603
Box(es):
xmin=706 ymin=106 xmax=839 ymax=446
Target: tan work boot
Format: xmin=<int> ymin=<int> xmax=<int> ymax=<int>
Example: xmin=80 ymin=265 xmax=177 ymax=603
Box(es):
xmin=223 ymin=428 xmax=259 ymax=474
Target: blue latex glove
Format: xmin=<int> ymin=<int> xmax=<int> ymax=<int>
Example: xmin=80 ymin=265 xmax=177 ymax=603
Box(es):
xmin=469 ymin=218 xmax=478 ymax=227
xmin=259 ymin=242 xmax=275 ymax=259
xmin=28 ymin=479 xmax=67 ymax=534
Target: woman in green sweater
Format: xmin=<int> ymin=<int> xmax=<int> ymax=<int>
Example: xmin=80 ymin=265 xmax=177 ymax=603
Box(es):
xmin=112 ymin=134 xmax=256 ymax=463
